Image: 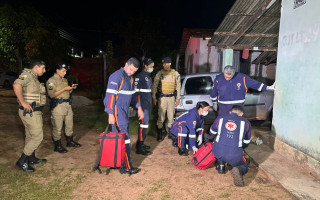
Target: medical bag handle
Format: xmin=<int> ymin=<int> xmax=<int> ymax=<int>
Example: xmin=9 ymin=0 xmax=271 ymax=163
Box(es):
xmin=93 ymin=123 xmax=120 ymax=173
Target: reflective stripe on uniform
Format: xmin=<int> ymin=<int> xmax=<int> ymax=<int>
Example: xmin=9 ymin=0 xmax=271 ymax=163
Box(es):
xmin=125 ymin=139 xmax=131 ymax=144
xmin=238 ymin=121 xmax=245 ymax=147
xmin=135 ymin=89 xmax=151 ymax=93
xmin=210 ymin=97 xmax=217 ymax=101
xmin=243 ymin=139 xmax=251 ymax=144
xmin=189 ymin=135 xmax=196 ymax=138
xmin=218 ymin=99 xmax=245 ymax=104
xmin=140 ymin=124 xmax=149 ymax=128
xmin=178 ymin=133 xmax=187 ymax=137
xmin=215 ymin=118 xmax=224 ymax=142
xmin=118 ymin=90 xmax=136 ymax=95
xmin=210 ymin=129 xmax=217 ymax=135
xmin=258 ymin=83 xmax=264 ymax=91
xmin=106 ymin=89 xmax=118 ymax=94
xmin=196 ymin=128 xmax=203 ymax=132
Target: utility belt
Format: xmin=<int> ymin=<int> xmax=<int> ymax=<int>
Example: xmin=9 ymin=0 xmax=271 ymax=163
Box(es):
xmin=159 ymin=93 xmax=174 ymax=98
xmin=49 ymin=96 xmax=72 ymax=110
xmin=19 ymin=106 xmax=43 ymax=112
xmin=19 ymin=101 xmax=43 ymax=117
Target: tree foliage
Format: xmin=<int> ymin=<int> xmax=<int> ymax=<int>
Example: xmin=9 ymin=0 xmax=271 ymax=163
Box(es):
xmin=0 ymin=5 xmax=70 ymax=72
xmin=111 ymin=13 xmax=177 ymax=73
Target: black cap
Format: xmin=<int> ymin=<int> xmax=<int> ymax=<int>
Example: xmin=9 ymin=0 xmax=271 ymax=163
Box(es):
xmin=56 ymin=62 xmax=68 ymax=70
xmin=162 ymin=57 xmax=172 ymax=63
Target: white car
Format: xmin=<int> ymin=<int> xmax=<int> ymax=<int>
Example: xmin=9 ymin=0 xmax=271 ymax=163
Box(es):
xmin=175 ymin=72 xmax=274 ymax=124
xmin=0 ymin=71 xmax=18 ymax=88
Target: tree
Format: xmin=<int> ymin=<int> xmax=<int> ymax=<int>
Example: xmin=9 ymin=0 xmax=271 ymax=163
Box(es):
xmin=0 ymin=5 xmax=70 ymax=73
xmin=110 ymin=13 xmax=177 ymax=74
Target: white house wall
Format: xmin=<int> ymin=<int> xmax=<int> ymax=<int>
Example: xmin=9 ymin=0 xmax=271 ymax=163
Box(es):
xmin=274 ymin=0 xmax=320 ymax=168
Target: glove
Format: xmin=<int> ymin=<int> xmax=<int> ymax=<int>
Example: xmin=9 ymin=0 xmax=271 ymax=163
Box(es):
xmin=197 ymin=135 xmax=203 ymax=146
xmin=192 ymin=146 xmax=198 ymax=154
xmin=267 ymin=82 xmax=275 ymax=91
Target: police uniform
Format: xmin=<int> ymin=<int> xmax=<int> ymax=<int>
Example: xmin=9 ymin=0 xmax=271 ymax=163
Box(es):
xmin=170 ymin=108 xmax=204 ymax=155
xmin=104 ymin=67 xmax=139 ymax=171
xmin=152 ymin=68 xmax=181 ymax=140
xmin=14 ymin=68 xmax=47 ymax=171
xmin=210 ymin=72 xmax=267 ymax=116
xmin=47 ymin=73 xmax=80 ymax=153
xmin=210 ymin=112 xmax=251 ymax=186
xmin=133 ymin=70 xmax=152 ymax=155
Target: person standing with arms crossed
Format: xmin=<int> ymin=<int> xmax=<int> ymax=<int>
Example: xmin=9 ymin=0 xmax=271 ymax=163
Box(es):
xmin=13 ymin=60 xmax=47 ymax=172
xmin=46 ymin=62 xmax=81 ymax=154
xmin=133 ymin=57 xmax=154 ymax=155
xmin=104 ymin=57 xmax=144 ymax=175
xmin=152 ymin=57 xmax=181 ymax=141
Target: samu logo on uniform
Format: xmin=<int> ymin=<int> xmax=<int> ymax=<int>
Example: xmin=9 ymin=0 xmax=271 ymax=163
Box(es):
xmin=236 ymin=83 xmax=241 ymax=90
xmin=225 ymin=121 xmax=237 ymax=131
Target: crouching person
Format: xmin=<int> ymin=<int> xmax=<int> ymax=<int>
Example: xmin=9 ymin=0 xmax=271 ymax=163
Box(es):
xmin=170 ymin=101 xmax=209 ymax=156
xmin=47 ymin=62 xmax=81 ymax=153
xmin=13 ymin=60 xmax=47 ymax=172
xmin=209 ymin=105 xmax=251 ymax=186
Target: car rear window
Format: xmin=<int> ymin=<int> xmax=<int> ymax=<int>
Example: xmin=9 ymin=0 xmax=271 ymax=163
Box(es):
xmin=185 ymin=76 xmax=213 ymax=95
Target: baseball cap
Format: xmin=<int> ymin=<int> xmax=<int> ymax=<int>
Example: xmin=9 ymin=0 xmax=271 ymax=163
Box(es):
xmin=162 ymin=57 xmax=172 ymax=63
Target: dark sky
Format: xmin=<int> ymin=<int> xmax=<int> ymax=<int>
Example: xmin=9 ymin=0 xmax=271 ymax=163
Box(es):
xmin=1 ymin=0 xmax=236 ymax=56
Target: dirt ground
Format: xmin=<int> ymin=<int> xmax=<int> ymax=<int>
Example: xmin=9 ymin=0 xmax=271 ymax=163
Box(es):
xmin=0 ymin=88 xmax=295 ymax=200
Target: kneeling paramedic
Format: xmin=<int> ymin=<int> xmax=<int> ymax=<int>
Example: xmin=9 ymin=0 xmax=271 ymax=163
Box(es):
xmin=47 ymin=62 xmax=81 ymax=153
xmin=170 ymin=101 xmax=209 ymax=156
xmin=209 ymin=105 xmax=251 ymax=186
xmin=104 ymin=57 xmax=144 ymax=175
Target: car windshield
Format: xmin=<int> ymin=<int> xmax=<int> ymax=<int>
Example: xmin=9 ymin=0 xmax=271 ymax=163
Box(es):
xmin=185 ymin=76 xmax=213 ymax=95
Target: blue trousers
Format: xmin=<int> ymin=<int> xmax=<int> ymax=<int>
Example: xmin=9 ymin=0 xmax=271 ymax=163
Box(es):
xmin=217 ymin=103 xmax=244 ymax=116
xmin=137 ymin=105 xmax=151 ymax=142
xmin=212 ymin=143 xmax=249 ymax=174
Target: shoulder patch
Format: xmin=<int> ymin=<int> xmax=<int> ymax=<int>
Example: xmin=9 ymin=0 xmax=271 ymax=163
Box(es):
xmin=19 ymin=74 xmax=27 ymax=80
xmin=47 ymin=82 xmax=54 ymax=90
xmin=145 ymin=77 xmax=149 ymax=81
xmin=193 ymin=121 xmax=196 ymax=128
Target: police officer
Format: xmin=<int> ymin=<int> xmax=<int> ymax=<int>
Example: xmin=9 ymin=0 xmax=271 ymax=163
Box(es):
xmin=104 ymin=57 xmax=144 ymax=175
xmin=209 ymin=105 xmax=251 ymax=186
xmin=133 ymin=58 xmax=154 ymax=155
xmin=152 ymin=57 xmax=181 ymax=141
xmin=210 ymin=65 xmax=275 ymax=116
xmin=46 ymin=62 xmax=81 ymax=154
xmin=13 ymin=60 xmax=47 ymax=172
xmin=170 ymin=101 xmax=210 ymax=156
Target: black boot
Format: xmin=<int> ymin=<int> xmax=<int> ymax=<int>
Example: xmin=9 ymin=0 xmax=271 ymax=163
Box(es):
xmin=178 ymin=148 xmax=187 ymax=156
xmin=29 ymin=151 xmax=47 ymax=165
xmin=172 ymin=137 xmax=178 ymax=147
xmin=66 ymin=136 xmax=81 ymax=147
xmin=136 ymin=141 xmax=152 ymax=155
xmin=141 ymin=143 xmax=150 ymax=149
xmin=231 ymin=166 xmax=245 ymax=186
xmin=216 ymin=160 xmax=226 ymax=174
xmin=16 ymin=153 xmax=35 ymax=173
xmin=168 ymin=132 xmax=173 ymax=139
xmin=119 ymin=167 xmax=141 ymax=175
xmin=54 ymin=140 xmax=68 ymax=153
xmin=157 ymin=128 xmax=163 ymax=141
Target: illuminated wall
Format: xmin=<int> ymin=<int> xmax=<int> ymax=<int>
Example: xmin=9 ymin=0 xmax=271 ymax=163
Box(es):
xmin=274 ymin=0 xmax=320 ymax=161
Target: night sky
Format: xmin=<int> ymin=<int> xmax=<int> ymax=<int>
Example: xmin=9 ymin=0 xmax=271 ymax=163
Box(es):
xmin=1 ymin=0 xmax=236 ymax=56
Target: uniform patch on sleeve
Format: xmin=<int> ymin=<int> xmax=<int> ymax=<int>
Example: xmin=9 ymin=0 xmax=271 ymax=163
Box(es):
xmin=19 ymin=74 xmax=27 ymax=80
xmin=47 ymin=82 xmax=54 ymax=90
xmin=110 ymin=81 xmax=118 ymax=86
xmin=193 ymin=121 xmax=196 ymax=128
xmin=145 ymin=77 xmax=149 ymax=81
